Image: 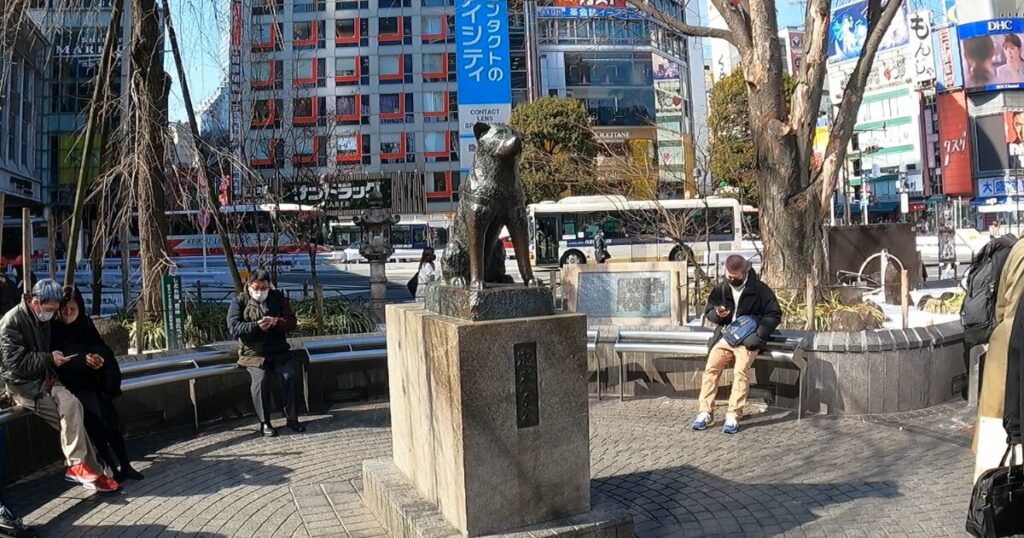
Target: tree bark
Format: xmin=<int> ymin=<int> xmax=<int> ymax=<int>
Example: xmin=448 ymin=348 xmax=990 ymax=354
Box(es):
xmin=131 ymin=0 xmax=171 ymax=321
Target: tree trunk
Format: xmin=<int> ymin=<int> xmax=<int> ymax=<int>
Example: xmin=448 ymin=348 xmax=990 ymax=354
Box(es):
xmin=131 ymin=0 xmax=171 ymax=321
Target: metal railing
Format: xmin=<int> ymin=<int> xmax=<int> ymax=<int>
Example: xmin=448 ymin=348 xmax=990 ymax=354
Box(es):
xmin=0 ymin=335 xmax=388 ymax=432
xmin=607 ymin=329 xmax=807 ymax=420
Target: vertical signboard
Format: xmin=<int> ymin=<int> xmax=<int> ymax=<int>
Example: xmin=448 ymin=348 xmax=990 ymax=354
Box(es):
xmin=229 ymin=0 xmax=243 ymax=202
xmin=932 ymin=24 xmax=963 ymax=91
xmin=456 ymin=0 xmax=513 ymax=173
xmin=908 ymin=10 xmax=935 ymax=84
xmin=936 ymin=90 xmax=973 ymax=195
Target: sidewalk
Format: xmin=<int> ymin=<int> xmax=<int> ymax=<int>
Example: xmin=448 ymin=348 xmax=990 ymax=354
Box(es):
xmin=7 ymin=398 xmax=973 ymax=537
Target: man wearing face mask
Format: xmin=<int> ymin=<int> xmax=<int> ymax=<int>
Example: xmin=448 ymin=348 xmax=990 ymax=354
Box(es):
xmin=0 ymin=279 xmax=119 ymax=492
xmin=227 ymin=271 xmax=303 ymax=437
xmin=692 ymin=255 xmax=782 ymax=434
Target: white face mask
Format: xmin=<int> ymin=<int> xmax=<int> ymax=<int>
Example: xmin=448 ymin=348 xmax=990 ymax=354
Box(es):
xmin=249 ymin=289 xmax=269 ymax=303
xmin=36 ymin=310 xmax=55 ymax=322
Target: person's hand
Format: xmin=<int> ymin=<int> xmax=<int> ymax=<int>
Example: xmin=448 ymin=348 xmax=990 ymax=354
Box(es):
xmin=257 ymin=316 xmax=274 ymax=331
xmin=715 ymin=306 xmax=731 ymax=318
xmin=85 ymin=353 xmax=104 ymax=370
xmin=52 ymin=351 xmax=70 ymax=367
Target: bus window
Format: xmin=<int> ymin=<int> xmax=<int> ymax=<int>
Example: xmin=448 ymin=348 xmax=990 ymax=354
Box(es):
xmin=391 ymin=225 xmax=412 ymax=247
xmin=431 ymin=227 xmax=449 ymax=248
xmin=561 ymin=215 xmax=577 ymax=239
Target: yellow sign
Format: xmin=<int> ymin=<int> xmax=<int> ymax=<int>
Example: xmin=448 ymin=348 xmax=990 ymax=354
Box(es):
xmin=57 ymin=133 xmax=103 ymax=186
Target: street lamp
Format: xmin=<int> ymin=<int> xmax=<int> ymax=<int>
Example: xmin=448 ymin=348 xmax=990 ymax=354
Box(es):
xmin=352 ymin=187 xmax=400 ymax=323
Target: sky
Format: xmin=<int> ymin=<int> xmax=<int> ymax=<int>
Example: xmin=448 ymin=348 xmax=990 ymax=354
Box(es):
xmin=163 ymin=1 xmax=827 ymax=123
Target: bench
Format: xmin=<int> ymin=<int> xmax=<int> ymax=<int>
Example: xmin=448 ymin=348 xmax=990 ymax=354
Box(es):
xmin=609 ymin=329 xmax=807 ymax=420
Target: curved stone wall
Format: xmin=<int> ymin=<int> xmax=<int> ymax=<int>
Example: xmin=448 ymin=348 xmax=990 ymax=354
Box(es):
xmin=589 ymin=321 xmax=967 ymax=416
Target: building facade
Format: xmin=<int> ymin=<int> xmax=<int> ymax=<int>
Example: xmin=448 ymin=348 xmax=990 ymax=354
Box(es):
xmin=0 ymin=20 xmax=48 ymax=208
xmin=534 ymin=0 xmax=707 ymax=198
xmin=231 ymin=0 xmax=489 ymax=216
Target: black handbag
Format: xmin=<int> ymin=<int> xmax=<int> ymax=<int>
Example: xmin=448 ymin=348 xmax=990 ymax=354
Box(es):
xmin=407 ymin=271 xmax=419 ymax=297
xmin=967 ymin=444 xmax=1024 ymax=537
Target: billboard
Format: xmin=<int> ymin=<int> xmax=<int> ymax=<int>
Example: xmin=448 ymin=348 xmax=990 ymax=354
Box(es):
xmin=1006 ymin=111 xmax=1024 ymax=170
xmin=958 ymin=18 xmax=1024 ymax=92
xmin=455 ymin=0 xmax=512 ymax=172
xmin=286 ymin=179 xmax=391 ymax=210
xmin=907 ymin=10 xmax=935 ymax=84
xmin=932 ymin=23 xmax=963 ymax=91
xmin=975 ymin=114 xmax=1010 ymax=173
xmin=936 ymin=91 xmax=972 ymax=195
xmin=828 ymin=1 xmax=909 ymax=64
xmin=553 ymin=0 xmax=625 ymax=6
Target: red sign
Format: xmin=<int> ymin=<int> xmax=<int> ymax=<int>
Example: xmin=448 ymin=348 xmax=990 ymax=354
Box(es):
xmin=552 ymin=0 xmax=625 ymax=6
xmin=937 ymin=90 xmax=973 ymax=196
xmin=197 ymin=208 xmax=211 ymax=231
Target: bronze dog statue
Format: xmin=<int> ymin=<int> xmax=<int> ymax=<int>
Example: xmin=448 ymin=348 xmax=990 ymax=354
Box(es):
xmin=441 ymin=122 xmax=537 ymax=289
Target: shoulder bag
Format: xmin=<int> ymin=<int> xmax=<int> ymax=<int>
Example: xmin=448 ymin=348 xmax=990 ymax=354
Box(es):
xmin=967 ymin=444 xmax=1024 ymax=537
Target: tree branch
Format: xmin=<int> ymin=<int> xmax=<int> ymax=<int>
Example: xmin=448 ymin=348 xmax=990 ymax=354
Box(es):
xmin=818 ymin=0 xmax=905 ymax=210
xmin=788 ymin=0 xmax=829 ymax=186
xmin=624 ymin=0 xmax=739 ymax=46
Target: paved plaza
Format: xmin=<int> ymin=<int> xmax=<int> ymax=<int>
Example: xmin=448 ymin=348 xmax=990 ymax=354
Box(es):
xmin=8 ymin=398 xmax=974 ymax=537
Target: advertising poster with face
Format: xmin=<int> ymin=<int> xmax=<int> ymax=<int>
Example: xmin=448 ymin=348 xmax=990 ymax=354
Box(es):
xmin=828 ymin=0 xmax=909 ymax=64
xmin=959 ymin=19 xmax=1024 ymax=91
xmin=1006 ymin=111 xmax=1024 ymax=169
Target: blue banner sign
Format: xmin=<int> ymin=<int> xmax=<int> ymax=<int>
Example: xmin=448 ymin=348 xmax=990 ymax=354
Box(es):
xmin=958 ymin=18 xmax=1024 ymax=40
xmin=536 ymin=6 xmax=643 ymax=19
xmin=455 ymin=0 xmax=513 ymax=171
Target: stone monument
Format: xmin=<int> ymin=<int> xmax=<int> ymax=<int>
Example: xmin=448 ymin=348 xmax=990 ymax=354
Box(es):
xmin=352 ymin=187 xmax=400 ymax=322
xmin=363 ymin=122 xmax=633 ymax=537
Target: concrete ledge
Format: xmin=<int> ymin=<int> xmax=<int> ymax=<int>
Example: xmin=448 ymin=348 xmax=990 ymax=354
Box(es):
xmin=363 ymin=458 xmax=634 ymax=538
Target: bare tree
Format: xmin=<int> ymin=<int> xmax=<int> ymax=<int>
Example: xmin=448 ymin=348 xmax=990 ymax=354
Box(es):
xmin=627 ymin=0 xmax=905 ymax=292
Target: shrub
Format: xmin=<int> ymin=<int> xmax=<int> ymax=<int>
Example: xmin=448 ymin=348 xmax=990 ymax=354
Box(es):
xmin=184 ymin=302 xmax=231 ymax=347
xmin=291 ymin=297 xmax=376 ymax=337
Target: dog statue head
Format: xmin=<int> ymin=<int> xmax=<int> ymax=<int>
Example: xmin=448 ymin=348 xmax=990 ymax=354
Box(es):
xmin=472 ymin=122 xmax=523 ymax=161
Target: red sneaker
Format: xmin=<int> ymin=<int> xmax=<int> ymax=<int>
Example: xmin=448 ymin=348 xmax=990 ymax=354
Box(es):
xmin=64 ymin=463 xmax=100 ymax=484
xmin=87 ymin=475 xmax=120 ymax=493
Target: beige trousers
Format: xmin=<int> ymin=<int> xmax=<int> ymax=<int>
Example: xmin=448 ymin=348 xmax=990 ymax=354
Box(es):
xmin=698 ymin=341 xmax=758 ymax=418
xmin=9 ymin=383 xmax=108 ymax=472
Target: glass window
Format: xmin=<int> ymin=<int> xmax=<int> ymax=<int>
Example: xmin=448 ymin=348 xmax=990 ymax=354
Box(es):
xmin=424 ymin=131 xmax=445 ymax=152
xmin=253 ymin=61 xmax=272 ymax=80
xmin=295 ymin=137 xmax=314 ymax=155
xmin=422 ymin=0 xmax=449 ymax=5
xmin=379 ymin=17 xmax=399 ymax=35
xmin=293 ymin=21 xmax=313 ymax=41
xmin=253 ymin=139 xmax=273 ymax=159
xmin=423 ymin=53 xmax=444 ymax=73
xmin=336 ymin=19 xmax=356 ymax=38
xmin=422 ymin=16 xmax=442 ymax=35
xmin=380 ymin=55 xmax=400 ymax=75
xmin=337 ymin=135 xmax=358 ymax=154
xmin=336 ymin=95 xmax=356 ymax=116
xmin=431 ymin=171 xmax=447 ymax=192
xmin=335 ymin=57 xmax=356 ymax=76
xmin=423 ymin=92 xmax=445 ymax=113
xmin=294 ymin=59 xmax=314 ymax=79
xmin=381 ymin=133 xmax=402 ymax=154
xmin=380 ymin=93 xmax=401 ymax=114
xmin=252 ymin=23 xmax=273 ymax=43
xmin=294 ymin=97 xmax=313 ymax=117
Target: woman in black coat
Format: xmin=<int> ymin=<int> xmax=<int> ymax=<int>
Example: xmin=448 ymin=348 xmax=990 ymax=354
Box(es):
xmin=51 ymin=287 xmax=143 ymax=481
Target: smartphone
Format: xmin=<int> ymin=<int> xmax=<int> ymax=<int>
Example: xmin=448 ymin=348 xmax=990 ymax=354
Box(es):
xmin=63 ymin=354 xmax=79 ymax=360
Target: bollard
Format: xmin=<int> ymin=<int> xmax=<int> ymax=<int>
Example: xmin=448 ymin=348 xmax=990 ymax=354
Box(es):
xmin=195 ymin=280 xmax=203 ymax=303
xmin=548 ymin=269 xmax=557 ymax=308
xmin=900 ymin=270 xmax=909 ymax=330
xmin=303 ymin=279 xmax=309 ymax=298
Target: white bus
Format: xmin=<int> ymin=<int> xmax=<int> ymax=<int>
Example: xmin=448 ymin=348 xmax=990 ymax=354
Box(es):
xmin=527 ymin=196 xmax=744 ymax=266
xmin=328 ymin=215 xmax=452 ymax=262
xmin=160 ymin=203 xmax=328 ymax=257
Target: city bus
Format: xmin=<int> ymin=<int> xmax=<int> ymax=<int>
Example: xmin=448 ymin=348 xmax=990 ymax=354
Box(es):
xmin=161 ymin=204 xmax=328 ymax=257
xmin=328 ymin=215 xmax=452 ymax=262
xmin=527 ymin=195 xmax=744 ymax=266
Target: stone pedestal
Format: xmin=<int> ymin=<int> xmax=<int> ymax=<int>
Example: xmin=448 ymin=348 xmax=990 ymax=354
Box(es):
xmin=368 ymin=303 xmax=611 ymax=536
xmin=424 ymin=284 xmax=554 ymax=321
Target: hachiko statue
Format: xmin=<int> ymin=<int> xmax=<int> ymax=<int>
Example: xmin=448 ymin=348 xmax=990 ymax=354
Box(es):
xmin=441 ymin=122 xmax=538 ymax=289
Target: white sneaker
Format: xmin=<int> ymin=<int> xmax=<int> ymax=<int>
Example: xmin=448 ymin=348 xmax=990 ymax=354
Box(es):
xmin=691 ymin=412 xmax=713 ymax=430
xmin=722 ymin=415 xmax=739 ymax=434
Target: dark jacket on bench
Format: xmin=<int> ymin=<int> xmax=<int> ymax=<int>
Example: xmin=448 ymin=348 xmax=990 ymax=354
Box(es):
xmin=227 ymin=289 xmax=297 ymax=368
xmin=703 ymin=269 xmax=782 ymax=351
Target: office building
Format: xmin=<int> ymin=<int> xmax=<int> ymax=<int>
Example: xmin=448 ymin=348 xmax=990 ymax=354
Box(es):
xmin=0 ymin=19 xmax=48 ymax=207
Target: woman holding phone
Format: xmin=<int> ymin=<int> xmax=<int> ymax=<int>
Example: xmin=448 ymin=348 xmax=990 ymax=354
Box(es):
xmin=51 ymin=286 xmax=143 ymax=482
xmin=227 ymin=270 xmax=304 ymax=437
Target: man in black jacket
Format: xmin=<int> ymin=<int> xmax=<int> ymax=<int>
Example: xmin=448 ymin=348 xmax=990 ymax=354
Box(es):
xmin=227 ymin=271 xmax=304 ymax=438
xmin=692 ymin=255 xmax=782 ymax=434
xmin=0 ymin=279 xmax=118 ymax=492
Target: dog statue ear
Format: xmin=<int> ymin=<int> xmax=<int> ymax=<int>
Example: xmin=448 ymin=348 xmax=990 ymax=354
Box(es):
xmin=473 ymin=122 xmax=490 ymax=140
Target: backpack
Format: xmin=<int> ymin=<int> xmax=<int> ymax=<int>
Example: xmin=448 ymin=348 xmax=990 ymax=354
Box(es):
xmin=961 ymin=235 xmax=1018 ymax=347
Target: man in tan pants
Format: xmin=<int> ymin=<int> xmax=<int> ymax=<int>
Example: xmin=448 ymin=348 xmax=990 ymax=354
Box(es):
xmin=692 ymin=256 xmax=782 ymax=434
xmin=0 ymin=279 xmax=119 ymax=492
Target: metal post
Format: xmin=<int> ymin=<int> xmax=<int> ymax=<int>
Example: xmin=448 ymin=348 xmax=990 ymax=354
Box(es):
xmin=45 ymin=208 xmax=56 ymax=280
xmin=0 ymin=194 xmax=6 ymax=281
xmin=21 ymin=209 xmax=31 ymax=296
xmin=900 ymin=270 xmax=909 ymax=330
xmin=880 ymin=249 xmax=889 ymax=304
xmin=120 ymin=223 xmax=131 ymax=311
xmin=804 ymin=276 xmax=815 ymax=331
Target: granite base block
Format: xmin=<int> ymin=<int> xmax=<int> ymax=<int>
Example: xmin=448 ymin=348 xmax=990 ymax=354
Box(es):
xmin=364 ymin=458 xmax=634 ymax=538
xmin=424 ymin=284 xmax=554 ymax=321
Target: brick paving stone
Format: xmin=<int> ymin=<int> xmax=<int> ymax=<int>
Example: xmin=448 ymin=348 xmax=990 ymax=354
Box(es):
xmin=4 ymin=399 xmax=975 ymax=537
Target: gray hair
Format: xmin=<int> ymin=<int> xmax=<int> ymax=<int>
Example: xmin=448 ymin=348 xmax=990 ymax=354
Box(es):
xmin=31 ymin=279 xmax=63 ymax=304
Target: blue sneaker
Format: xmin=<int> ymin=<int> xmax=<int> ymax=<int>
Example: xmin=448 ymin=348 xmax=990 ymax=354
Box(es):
xmin=691 ymin=412 xmax=713 ymax=431
xmin=722 ymin=416 xmax=739 ymax=434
